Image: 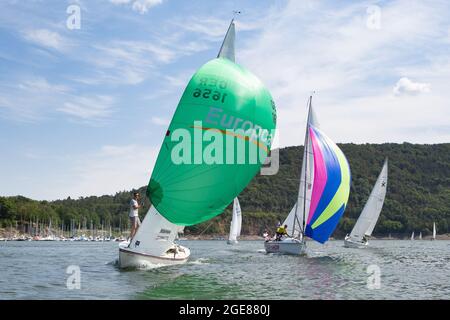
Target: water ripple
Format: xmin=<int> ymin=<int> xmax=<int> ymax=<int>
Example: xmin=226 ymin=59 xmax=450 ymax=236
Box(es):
xmin=0 ymin=240 xmax=449 ymax=299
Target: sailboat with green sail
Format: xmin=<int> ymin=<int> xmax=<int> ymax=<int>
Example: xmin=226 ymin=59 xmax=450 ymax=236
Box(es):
xmin=119 ymin=19 xmax=276 ymax=268
xmin=264 ymin=96 xmax=351 ymax=255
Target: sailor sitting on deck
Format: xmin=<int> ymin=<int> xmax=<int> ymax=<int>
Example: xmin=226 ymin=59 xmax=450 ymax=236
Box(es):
xmin=167 ymin=245 xmax=179 ymax=258
xmin=275 ymin=224 xmax=289 ymax=241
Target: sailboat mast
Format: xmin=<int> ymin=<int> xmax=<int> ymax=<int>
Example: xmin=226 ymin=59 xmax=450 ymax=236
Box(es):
xmin=292 ymin=96 xmax=313 ymax=237
xmin=302 ymin=96 xmax=313 ymax=232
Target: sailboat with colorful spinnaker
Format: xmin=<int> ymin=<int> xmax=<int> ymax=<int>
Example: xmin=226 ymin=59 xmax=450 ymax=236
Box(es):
xmin=119 ymin=19 xmax=277 ymax=268
xmin=344 ymin=158 xmax=388 ymax=248
xmin=264 ymin=96 xmax=351 ymax=255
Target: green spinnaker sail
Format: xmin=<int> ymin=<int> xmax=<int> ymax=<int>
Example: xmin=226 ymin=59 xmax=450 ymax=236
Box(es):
xmin=147 ymin=33 xmax=276 ymax=226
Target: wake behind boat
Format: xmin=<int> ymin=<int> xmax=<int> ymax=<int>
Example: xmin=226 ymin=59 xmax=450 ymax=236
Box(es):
xmin=264 ymin=95 xmax=351 ymax=256
xmin=344 ymin=158 xmax=388 ymax=248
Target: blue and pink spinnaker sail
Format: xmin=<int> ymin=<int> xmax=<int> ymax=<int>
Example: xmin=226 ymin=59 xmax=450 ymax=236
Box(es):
xmin=304 ymin=123 xmax=351 ymax=243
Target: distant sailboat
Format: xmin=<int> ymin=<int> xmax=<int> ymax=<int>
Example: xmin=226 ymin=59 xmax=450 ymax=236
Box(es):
xmin=344 ymin=159 xmax=388 ymax=248
xmin=411 ymin=231 xmax=415 ymax=240
xmin=264 ymin=95 xmax=351 ymax=255
xmin=419 ymin=232 xmax=422 ymax=240
xmin=432 ymin=222 xmax=436 ymax=241
xmin=41 ymin=220 xmax=56 ymax=241
xmin=227 ymin=198 xmax=242 ymax=245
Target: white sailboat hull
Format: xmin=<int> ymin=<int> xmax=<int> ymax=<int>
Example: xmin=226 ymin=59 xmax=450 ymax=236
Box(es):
xmin=264 ymin=238 xmax=307 ymax=255
xmin=119 ymin=245 xmax=190 ymax=268
xmin=227 ymin=239 xmax=238 ymax=245
xmin=118 ymin=206 xmax=190 ymax=269
xmin=343 ymin=237 xmax=368 ymax=248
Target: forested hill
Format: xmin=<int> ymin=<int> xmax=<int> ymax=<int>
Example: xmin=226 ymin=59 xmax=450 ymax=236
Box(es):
xmin=1 ymin=143 xmax=449 ymax=238
xmin=233 ymin=143 xmax=450 ymax=238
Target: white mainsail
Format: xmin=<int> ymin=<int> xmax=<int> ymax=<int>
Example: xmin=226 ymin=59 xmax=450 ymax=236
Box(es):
xmin=217 ymin=19 xmax=235 ymax=62
xmin=411 ymin=231 xmax=415 ymax=240
xmin=228 ymin=198 xmax=242 ymax=243
xmin=283 ymin=97 xmax=317 ymax=239
xmin=283 ymin=204 xmax=301 ymax=239
xmin=348 ymin=159 xmax=388 ymax=242
xmin=432 ymin=222 xmax=436 ymax=240
xmin=128 ymin=206 xmax=180 ymax=257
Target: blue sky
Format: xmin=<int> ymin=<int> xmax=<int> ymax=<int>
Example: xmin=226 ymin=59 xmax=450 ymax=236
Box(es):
xmin=1 ymin=0 xmax=449 ymax=200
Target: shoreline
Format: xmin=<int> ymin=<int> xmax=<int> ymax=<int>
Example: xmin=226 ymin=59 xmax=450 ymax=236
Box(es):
xmin=2 ymin=228 xmax=449 ymax=241
xmin=181 ymin=234 xmax=450 ymax=241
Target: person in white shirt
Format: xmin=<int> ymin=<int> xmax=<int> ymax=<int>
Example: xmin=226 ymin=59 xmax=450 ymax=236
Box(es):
xmin=129 ymin=192 xmax=142 ymax=240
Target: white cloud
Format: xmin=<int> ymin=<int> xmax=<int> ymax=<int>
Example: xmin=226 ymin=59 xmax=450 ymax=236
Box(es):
xmin=163 ymin=69 xmax=195 ymax=89
xmin=171 ymin=15 xmax=264 ymax=42
xmin=62 ymin=144 xmax=159 ymax=199
xmin=58 ymin=95 xmax=115 ymax=122
xmin=0 ymin=77 xmax=72 ymax=122
xmin=22 ymin=29 xmax=68 ymax=51
xmin=132 ymin=0 xmax=162 ymax=14
xmin=96 ymin=40 xmax=176 ymax=64
xmin=101 ymin=144 xmax=137 ymax=156
xmin=151 ymin=116 xmax=169 ymax=126
xmin=0 ymin=77 xmax=116 ymax=124
xmin=18 ymin=78 xmax=70 ymax=94
xmin=393 ymin=77 xmax=431 ymax=96
xmin=89 ymin=40 xmax=175 ymax=85
xmin=110 ymin=0 xmax=131 ymax=3
xmin=75 ymin=35 xmax=207 ymax=86
xmin=110 ymin=0 xmax=163 ymax=14
xmin=237 ymin=0 xmax=450 ymax=146
xmin=174 ymin=17 xmax=232 ymax=40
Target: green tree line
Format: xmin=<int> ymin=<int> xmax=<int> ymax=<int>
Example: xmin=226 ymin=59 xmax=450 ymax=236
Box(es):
xmin=1 ymin=143 xmax=449 ymax=237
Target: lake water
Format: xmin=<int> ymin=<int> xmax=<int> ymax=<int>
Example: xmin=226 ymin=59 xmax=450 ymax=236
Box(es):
xmin=0 ymin=240 xmax=449 ymax=300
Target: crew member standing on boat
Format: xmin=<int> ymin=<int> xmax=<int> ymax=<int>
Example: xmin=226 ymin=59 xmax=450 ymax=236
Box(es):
xmin=129 ymin=192 xmax=142 ymax=241
xmin=275 ymin=224 xmax=288 ymax=241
